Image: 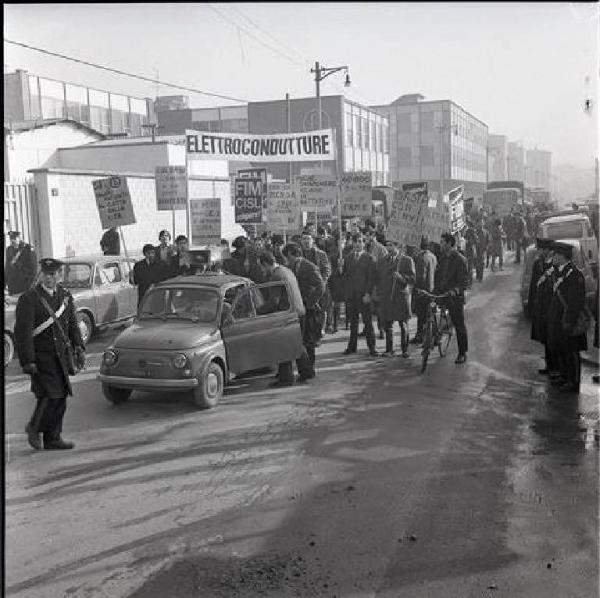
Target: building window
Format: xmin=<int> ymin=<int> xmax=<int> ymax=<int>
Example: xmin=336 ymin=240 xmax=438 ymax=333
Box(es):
xmin=420 ymin=145 xmax=434 ymax=166
xmin=65 ymin=83 xmax=89 ymax=123
xmin=398 ymin=147 xmax=411 ymax=167
xmin=421 ymin=111 xmax=434 ymax=133
xmin=345 ymin=108 xmax=353 ymax=147
xmin=110 ymin=93 xmax=130 ymax=134
xmin=382 ymin=122 xmax=389 ymax=153
xmin=130 ymin=98 xmax=149 ymax=136
xmin=39 ymin=77 xmax=66 ymax=119
xmin=397 ymin=112 xmax=411 ymax=134
xmin=361 ymin=117 xmax=368 ymax=150
xmin=28 ymin=75 xmax=42 ymax=120
xmin=354 ymin=114 xmax=361 ymax=148
xmin=369 ymin=118 xmax=376 ymax=152
xmin=89 ymin=89 xmax=110 ymax=134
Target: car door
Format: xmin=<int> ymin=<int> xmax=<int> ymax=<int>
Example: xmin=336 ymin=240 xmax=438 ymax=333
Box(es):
xmin=93 ymin=261 xmax=122 ymax=325
xmin=250 ymin=281 xmax=305 ymax=364
xmin=118 ymin=258 xmax=138 ymax=318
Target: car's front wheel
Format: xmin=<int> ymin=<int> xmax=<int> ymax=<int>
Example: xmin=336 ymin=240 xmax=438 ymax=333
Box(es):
xmin=102 ymin=384 xmax=131 ymax=404
xmin=192 ymin=361 xmax=224 ymax=409
xmin=4 ymin=332 xmax=14 ymax=367
xmin=77 ymin=312 xmax=94 ymax=346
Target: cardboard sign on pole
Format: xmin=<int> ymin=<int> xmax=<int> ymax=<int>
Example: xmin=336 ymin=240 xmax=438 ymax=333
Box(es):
xmin=92 ymin=176 xmax=136 ymax=229
xmin=266 ymin=182 xmax=301 ymax=232
xmin=155 ymin=165 xmax=188 ymax=211
xmin=341 ymin=171 xmax=373 ymax=218
xmin=234 ymin=177 xmax=264 ymax=224
xmin=190 ymin=198 xmax=221 ymax=246
xmin=294 ymin=174 xmax=338 ymax=212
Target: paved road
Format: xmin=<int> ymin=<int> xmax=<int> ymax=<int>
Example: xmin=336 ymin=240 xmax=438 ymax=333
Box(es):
xmin=5 ymin=257 xmax=599 ymax=598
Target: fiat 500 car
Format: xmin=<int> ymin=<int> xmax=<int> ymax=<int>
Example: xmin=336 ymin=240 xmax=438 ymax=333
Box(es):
xmin=97 ymin=274 xmax=305 ymax=409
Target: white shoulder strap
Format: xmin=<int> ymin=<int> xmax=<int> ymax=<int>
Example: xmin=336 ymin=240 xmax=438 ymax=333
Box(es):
xmin=32 ymin=298 xmax=68 ymax=337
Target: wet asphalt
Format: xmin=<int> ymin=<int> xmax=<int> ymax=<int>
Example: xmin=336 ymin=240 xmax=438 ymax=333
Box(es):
xmin=4 ymin=255 xmax=599 ymax=598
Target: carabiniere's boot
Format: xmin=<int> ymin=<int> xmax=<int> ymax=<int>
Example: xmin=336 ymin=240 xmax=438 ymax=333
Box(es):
xmin=25 ymin=424 xmax=42 ymax=450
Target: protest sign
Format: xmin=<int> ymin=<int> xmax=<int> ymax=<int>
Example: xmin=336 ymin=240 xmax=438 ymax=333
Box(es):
xmin=186 ymin=129 xmax=336 ymax=162
xmin=155 ymin=166 xmax=187 ymax=211
xmin=341 ymin=171 xmax=372 ymax=218
xmin=294 ymin=174 xmax=338 ymax=211
xmin=266 ymin=182 xmax=301 ymax=231
xmin=448 ymin=185 xmax=465 ymax=233
xmin=234 ymin=177 xmax=263 ymax=224
xmin=190 ymin=198 xmax=221 ymax=246
xmin=92 ymin=176 xmax=136 ymax=229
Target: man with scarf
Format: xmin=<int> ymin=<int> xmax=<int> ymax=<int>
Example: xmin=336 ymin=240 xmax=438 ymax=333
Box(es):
xmin=282 ymin=243 xmax=325 ymax=380
xmin=377 ymin=240 xmax=415 ymax=357
xmin=546 ymin=241 xmax=587 ymax=392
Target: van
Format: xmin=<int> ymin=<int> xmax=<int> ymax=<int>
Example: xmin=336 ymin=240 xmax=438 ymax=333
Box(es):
xmin=538 ymin=213 xmax=598 ymax=264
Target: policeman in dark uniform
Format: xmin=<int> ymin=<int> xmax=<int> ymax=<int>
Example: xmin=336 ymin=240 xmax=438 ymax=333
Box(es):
xmin=5 ymin=231 xmax=37 ymax=294
xmin=546 ymin=242 xmax=587 ymax=393
xmin=528 ymin=238 xmax=555 ymax=373
xmin=15 ymin=258 xmax=86 ymax=450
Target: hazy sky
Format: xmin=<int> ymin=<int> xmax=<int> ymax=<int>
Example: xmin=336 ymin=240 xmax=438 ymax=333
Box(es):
xmin=4 ymin=3 xmax=598 ymax=167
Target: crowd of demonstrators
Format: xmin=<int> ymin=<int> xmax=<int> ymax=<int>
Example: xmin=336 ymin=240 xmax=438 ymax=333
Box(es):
xmin=5 ymin=231 xmax=37 ymax=295
xmin=528 ymin=239 xmax=591 ymax=393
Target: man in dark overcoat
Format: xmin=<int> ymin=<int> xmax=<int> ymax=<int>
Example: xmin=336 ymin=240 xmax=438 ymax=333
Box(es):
xmin=301 ymin=230 xmax=332 ymax=334
xmin=435 ymin=233 xmax=470 ymax=364
xmin=377 ymin=240 xmax=415 ymax=357
xmin=282 ymin=243 xmax=325 ymax=380
xmin=15 ymin=258 xmax=86 ymax=450
xmin=5 ymin=231 xmax=37 ymax=295
xmin=132 ymin=244 xmax=168 ymax=307
xmin=528 ymin=238 xmax=555 ymax=374
xmin=343 ymin=233 xmax=378 ymax=357
xmin=546 ymin=242 xmax=587 ymax=392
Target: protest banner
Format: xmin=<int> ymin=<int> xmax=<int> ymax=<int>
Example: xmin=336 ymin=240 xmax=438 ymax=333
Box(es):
xmin=234 ymin=177 xmax=263 ymax=224
xmin=387 ymin=189 xmax=428 ymax=246
xmin=92 ymin=176 xmax=136 ymax=229
xmin=294 ymin=174 xmax=338 ymax=211
xmin=266 ymin=182 xmax=301 ymax=232
xmin=341 ymin=171 xmax=372 ymax=218
xmin=155 ymin=166 xmax=187 ymax=211
xmin=186 ymin=129 xmax=336 ymax=162
xmin=190 ymin=198 xmax=221 ymax=246
xmin=448 ymin=185 xmax=465 ymax=233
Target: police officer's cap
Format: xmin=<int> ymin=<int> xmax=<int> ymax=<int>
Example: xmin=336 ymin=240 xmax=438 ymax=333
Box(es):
xmin=232 ymin=236 xmax=247 ymax=249
xmin=8 ymin=231 xmax=21 ymax=239
xmin=536 ymin=237 xmax=553 ymax=249
xmin=39 ymin=257 xmax=64 ymax=273
xmin=551 ymin=241 xmax=573 ymax=258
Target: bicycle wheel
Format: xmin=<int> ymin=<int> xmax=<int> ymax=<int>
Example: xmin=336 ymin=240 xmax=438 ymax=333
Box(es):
xmin=420 ymin=320 xmax=434 ymax=373
xmin=437 ymin=310 xmax=453 ymax=357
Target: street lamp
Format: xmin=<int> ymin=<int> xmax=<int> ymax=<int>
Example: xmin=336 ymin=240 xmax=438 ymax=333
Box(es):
xmin=311 ymin=61 xmax=350 ymax=131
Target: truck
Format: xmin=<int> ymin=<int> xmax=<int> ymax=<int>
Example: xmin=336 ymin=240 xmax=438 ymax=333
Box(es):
xmin=526 ymin=187 xmax=554 ymax=212
xmin=482 ymin=180 xmax=525 ymax=217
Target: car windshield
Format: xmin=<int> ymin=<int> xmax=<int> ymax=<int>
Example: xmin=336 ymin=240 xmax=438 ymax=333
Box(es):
xmin=543 ymin=221 xmax=583 ymax=239
xmin=61 ymin=263 xmax=92 ymax=288
xmin=139 ymin=287 xmax=219 ymax=322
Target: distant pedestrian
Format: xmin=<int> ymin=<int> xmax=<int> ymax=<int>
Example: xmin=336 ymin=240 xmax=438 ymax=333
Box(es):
xmin=156 ymin=230 xmax=175 ymax=265
xmin=220 ymin=238 xmax=231 ymax=260
xmin=474 ymin=221 xmax=489 ymax=282
xmin=100 ymin=227 xmax=120 ymax=256
xmin=513 ymin=211 xmax=527 ymax=263
xmin=489 ymin=219 xmax=504 ymax=271
xmin=5 ymin=231 xmax=37 ymax=294
xmin=15 ymin=258 xmax=86 ymax=451
xmin=133 ymin=244 xmax=166 ymax=307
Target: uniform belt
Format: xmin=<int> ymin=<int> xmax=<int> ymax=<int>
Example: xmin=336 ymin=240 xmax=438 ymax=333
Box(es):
xmin=32 ymin=300 xmax=67 ymax=337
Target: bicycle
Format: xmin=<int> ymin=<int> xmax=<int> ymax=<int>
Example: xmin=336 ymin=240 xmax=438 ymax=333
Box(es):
xmin=415 ymin=290 xmax=454 ymax=373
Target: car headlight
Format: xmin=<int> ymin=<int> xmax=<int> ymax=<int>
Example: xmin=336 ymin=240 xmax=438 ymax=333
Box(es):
xmin=102 ymin=349 xmax=118 ymax=366
xmin=172 ymin=354 xmax=189 ymax=369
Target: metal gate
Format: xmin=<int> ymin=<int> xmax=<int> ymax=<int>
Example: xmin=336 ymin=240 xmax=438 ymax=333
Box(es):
xmin=4 ymin=182 xmax=41 ymax=251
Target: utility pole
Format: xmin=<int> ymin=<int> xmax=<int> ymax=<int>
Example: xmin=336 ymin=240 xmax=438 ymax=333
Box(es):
xmin=141 ymin=122 xmax=162 ymax=143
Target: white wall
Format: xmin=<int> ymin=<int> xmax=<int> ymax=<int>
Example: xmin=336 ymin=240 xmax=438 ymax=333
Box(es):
xmin=4 ymin=124 xmax=102 ymax=182
xmin=32 ymin=170 xmax=244 ymax=258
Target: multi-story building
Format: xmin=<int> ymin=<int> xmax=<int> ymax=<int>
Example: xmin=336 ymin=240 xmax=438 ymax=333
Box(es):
xmin=488 ymin=134 xmax=508 ymax=182
xmin=507 ymin=141 xmax=526 ymax=182
xmin=371 ymin=94 xmax=488 ymax=201
xmin=525 ymin=148 xmax=552 ymax=191
xmin=4 ymin=69 xmax=155 ymax=137
xmin=156 ymin=94 xmax=390 ymax=186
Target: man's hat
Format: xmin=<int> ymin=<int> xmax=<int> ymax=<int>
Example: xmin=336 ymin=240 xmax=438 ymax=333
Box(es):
xmin=536 ymin=237 xmax=553 ymax=249
xmin=232 ymin=236 xmax=247 ymax=249
xmin=39 ymin=257 xmax=64 ymax=273
xmin=551 ymin=241 xmax=573 ymax=258
xmin=8 ymin=231 xmax=21 ymax=240
xmin=271 ymin=234 xmax=284 ymax=246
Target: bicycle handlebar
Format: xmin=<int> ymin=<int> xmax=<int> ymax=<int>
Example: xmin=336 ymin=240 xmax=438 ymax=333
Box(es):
xmin=415 ymin=289 xmax=450 ymax=300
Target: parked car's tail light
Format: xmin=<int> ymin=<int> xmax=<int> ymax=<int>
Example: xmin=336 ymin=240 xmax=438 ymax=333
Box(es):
xmin=172 ymin=354 xmax=189 ymax=369
xmin=103 ymin=350 xmax=118 ymax=366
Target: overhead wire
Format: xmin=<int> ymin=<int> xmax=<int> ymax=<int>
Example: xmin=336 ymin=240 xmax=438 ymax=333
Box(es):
xmin=3 ymin=38 xmax=248 ymax=103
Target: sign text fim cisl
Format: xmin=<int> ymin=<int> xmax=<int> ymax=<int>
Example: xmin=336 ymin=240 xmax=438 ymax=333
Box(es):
xmin=185 ymin=129 xmax=336 ymax=162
